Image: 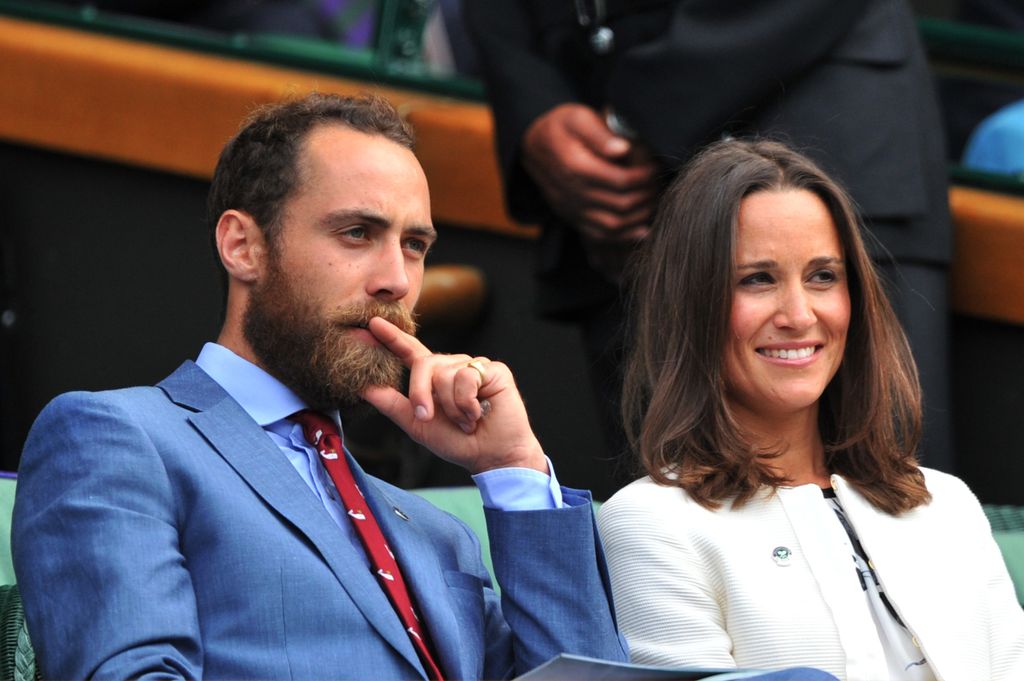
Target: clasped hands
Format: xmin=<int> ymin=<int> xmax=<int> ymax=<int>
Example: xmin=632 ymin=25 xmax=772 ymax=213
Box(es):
xmin=522 ymin=102 xmax=660 ymax=244
xmin=360 ymin=317 xmax=547 ymax=476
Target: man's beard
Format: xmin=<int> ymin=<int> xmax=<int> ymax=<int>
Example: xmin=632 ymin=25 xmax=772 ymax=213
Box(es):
xmin=242 ymin=256 xmax=417 ymax=411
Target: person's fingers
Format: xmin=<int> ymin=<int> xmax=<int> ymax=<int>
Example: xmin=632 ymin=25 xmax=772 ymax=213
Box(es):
xmin=582 ymin=185 xmax=659 ymax=217
xmin=584 ymin=155 xmax=660 ymax=193
xmin=524 ymin=105 xmax=654 ymax=190
xmin=427 ymin=357 xmax=483 ymax=432
xmin=618 ymin=225 xmax=652 ymax=241
xmin=452 ymin=359 xmax=490 ymax=432
xmin=366 ymin=317 xmax=431 ymax=366
xmin=563 ymin=105 xmax=632 ymax=160
xmin=361 ymin=384 xmax=414 ymax=431
xmin=553 ymin=147 xmax=658 ymax=194
xmin=366 ymin=317 xmax=437 ymax=419
xmin=577 ymin=204 xmax=656 ymax=240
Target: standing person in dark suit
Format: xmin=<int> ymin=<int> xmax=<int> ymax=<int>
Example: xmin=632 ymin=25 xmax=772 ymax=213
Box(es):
xmin=464 ymin=0 xmax=954 ymax=494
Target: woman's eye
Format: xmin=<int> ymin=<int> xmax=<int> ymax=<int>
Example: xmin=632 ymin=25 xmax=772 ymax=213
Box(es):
xmin=739 ymin=272 xmax=773 ymax=286
xmin=810 ymin=269 xmax=837 ymax=284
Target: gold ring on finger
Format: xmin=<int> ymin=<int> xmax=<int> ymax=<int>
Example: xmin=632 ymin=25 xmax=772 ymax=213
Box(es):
xmin=466 ymin=359 xmax=487 ymax=382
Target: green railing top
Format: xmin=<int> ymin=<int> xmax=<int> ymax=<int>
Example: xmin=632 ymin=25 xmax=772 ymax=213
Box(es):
xmin=950 ymin=165 xmax=1024 ymax=197
xmin=0 ymin=0 xmax=485 ymax=100
xmin=919 ymin=17 xmax=1024 ymax=76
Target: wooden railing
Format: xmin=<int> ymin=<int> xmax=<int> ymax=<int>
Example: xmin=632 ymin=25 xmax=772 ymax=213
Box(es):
xmin=0 ymin=15 xmax=522 ymax=238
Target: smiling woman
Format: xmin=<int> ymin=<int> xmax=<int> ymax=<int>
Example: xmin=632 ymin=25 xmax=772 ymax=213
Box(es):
xmin=597 ymin=139 xmax=1024 ymax=681
xmin=723 ymin=189 xmax=851 ymax=475
xmin=617 ymin=139 xmax=919 ymax=512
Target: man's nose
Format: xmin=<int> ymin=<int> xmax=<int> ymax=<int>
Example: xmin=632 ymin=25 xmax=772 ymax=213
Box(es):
xmin=367 ymin=242 xmax=410 ymax=301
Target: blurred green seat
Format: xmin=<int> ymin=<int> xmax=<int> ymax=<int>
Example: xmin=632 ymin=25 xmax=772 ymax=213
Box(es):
xmin=0 ymin=477 xmax=14 ymax=587
xmin=0 ymin=476 xmax=37 ymax=681
xmin=984 ymin=504 xmax=1024 ymax=606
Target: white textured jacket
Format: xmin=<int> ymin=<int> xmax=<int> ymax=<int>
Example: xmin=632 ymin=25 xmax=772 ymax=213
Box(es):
xmin=598 ymin=469 xmax=1024 ymax=681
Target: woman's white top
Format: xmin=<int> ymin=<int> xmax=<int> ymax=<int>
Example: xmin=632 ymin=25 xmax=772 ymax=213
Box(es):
xmin=597 ymin=468 xmax=1024 ymax=681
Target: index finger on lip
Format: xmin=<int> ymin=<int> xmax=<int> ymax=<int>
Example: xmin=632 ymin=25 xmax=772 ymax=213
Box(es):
xmin=366 ymin=317 xmax=431 ymax=365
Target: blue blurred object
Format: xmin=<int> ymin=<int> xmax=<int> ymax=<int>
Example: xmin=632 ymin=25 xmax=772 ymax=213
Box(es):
xmin=963 ymin=98 xmax=1024 ymax=176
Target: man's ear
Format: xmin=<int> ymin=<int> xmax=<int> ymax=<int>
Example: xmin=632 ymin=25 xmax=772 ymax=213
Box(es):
xmin=216 ymin=210 xmax=267 ymax=283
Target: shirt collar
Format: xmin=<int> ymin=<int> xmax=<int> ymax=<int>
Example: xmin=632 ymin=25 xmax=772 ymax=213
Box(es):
xmin=195 ymin=342 xmax=338 ymax=428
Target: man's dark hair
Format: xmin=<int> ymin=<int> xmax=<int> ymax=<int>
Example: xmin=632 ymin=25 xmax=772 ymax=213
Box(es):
xmin=206 ymin=92 xmax=415 ymax=295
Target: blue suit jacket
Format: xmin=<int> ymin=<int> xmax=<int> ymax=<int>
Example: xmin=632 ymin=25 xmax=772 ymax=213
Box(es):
xmin=12 ymin=362 xmax=628 ymax=679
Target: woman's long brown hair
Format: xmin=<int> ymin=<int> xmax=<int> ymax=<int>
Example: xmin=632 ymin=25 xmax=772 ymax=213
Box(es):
xmin=623 ymin=139 xmax=928 ymax=514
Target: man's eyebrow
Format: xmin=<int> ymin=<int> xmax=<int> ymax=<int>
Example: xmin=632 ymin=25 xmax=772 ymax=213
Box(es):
xmin=320 ymin=209 xmax=389 ymax=228
xmin=406 ymin=224 xmax=438 ymax=242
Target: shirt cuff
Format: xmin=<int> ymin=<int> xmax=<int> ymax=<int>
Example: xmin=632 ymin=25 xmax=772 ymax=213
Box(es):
xmin=472 ymin=456 xmax=564 ymax=510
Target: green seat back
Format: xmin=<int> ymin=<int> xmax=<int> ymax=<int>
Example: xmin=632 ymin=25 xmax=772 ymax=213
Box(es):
xmin=985 ymin=504 xmax=1024 ymax=606
xmin=0 ymin=477 xmax=15 ymax=586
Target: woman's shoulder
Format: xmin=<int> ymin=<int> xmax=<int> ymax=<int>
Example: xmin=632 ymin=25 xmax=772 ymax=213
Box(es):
xmin=918 ymin=466 xmax=981 ymax=508
xmin=601 ymin=476 xmax=699 ymax=515
xmin=886 ymin=467 xmax=989 ymax=532
xmin=598 ymin=475 xmax=769 ymax=528
xmin=597 ymin=477 xmax=787 ymax=564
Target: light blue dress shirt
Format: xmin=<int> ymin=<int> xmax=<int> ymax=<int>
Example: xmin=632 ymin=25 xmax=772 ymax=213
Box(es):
xmin=194 ymin=343 xmax=562 ymax=551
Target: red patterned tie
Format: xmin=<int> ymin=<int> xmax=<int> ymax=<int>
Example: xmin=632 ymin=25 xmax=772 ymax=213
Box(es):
xmin=290 ymin=410 xmax=445 ymax=681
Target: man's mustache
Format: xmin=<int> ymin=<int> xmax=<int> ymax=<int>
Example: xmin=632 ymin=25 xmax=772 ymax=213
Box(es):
xmin=330 ymin=301 xmax=417 ymax=336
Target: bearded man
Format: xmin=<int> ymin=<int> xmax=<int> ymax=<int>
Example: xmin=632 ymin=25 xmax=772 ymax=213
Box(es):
xmin=9 ymin=93 xmax=628 ymax=680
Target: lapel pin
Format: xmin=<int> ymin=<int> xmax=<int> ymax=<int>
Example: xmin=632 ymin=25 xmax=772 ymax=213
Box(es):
xmin=394 ymin=507 xmax=410 ymax=521
xmin=772 ymin=546 xmax=793 ymax=566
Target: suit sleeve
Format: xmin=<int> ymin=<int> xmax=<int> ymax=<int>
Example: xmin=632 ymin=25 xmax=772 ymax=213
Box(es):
xmin=608 ymin=0 xmax=873 ymax=159
xmin=597 ymin=489 xmax=736 ymax=668
xmin=12 ymin=392 xmax=201 ymax=680
xmin=482 ymin=487 xmax=628 ymax=677
xmin=462 ymin=0 xmax=582 ymax=223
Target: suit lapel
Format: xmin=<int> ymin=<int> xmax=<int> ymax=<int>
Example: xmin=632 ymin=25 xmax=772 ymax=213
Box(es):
xmin=158 ymin=363 xmax=426 ymax=678
xmin=353 ymin=462 xmax=468 ymax=680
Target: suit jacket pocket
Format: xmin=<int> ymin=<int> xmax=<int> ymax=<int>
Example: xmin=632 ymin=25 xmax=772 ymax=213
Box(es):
xmin=441 ymin=570 xmax=487 ymax=676
xmin=444 ymin=569 xmax=485 ymax=593
xmin=443 ymin=569 xmax=486 ymax=634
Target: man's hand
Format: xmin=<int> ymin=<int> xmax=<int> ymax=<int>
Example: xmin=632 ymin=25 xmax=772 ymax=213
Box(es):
xmin=521 ymin=103 xmax=659 ymax=242
xmin=360 ymin=317 xmax=547 ymax=475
